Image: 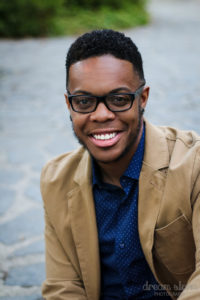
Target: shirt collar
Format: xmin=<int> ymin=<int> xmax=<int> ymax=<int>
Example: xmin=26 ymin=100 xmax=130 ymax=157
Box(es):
xmin=92 ymin=125 xmax=145 ymax=186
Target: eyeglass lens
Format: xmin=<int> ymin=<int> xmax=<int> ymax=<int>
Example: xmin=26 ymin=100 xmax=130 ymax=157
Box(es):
xmin=71 ymin=94 xmax=134 ymax=113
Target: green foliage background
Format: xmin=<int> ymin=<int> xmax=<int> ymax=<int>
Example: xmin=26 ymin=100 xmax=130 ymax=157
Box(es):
xmin=0 ymin=0 xmax=149 ymax=38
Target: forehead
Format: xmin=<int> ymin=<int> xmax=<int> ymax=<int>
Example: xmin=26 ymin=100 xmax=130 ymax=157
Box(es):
xmin=68 ymin=55 xmax=140 ymax=93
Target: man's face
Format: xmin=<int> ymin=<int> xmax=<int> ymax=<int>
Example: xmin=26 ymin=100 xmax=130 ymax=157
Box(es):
xmin=65 ymin=55 xmax=149 ymax=164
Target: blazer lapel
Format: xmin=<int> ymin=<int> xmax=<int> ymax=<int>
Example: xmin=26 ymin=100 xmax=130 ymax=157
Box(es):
xmin=138 ymin=120 xmax=169 ymax=276
xmin=68 ymin=151 xmax=100 ymax=300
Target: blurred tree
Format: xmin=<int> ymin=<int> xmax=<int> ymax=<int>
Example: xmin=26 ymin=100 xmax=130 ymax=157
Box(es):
xmin=64 ymin=0 xmax=143 ymax=10
xmin=0 ymin=0 xmax=148 ymax=37
xmin=0 ymin=0 xmax=64 ymax=37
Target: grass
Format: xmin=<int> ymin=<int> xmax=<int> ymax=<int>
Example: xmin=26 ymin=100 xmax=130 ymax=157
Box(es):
xmin=49 ymin=3 xmax=149 ymax=36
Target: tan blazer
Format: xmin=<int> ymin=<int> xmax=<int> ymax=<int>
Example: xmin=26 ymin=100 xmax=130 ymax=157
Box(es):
xmin=41 ymin=120 xmax=200 ymax=300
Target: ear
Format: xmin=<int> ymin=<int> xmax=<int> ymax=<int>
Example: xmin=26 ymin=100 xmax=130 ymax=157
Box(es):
xmin=140 ymin=86 xmax=150 ymax=109
xmin=64 ymin=93 xmax=71 ymax=110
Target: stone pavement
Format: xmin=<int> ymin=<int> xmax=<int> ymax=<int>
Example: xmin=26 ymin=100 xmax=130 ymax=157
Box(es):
xmin=0 ymin=0 xmax=200 ymax=298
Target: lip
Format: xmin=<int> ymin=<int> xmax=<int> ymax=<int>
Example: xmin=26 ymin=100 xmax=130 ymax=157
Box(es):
xmin=89 ymin=128 xmax=121 ymax=135
xmin=89 ymin=131 xmax=123 ymax=148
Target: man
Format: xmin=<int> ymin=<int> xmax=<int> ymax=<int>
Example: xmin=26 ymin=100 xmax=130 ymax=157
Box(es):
xmin=41 ymin=29 xmax=200 ymax=300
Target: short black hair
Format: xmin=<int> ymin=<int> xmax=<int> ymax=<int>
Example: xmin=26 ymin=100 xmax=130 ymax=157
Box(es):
xmin=65 ymin=29 xmax=145 ymax=88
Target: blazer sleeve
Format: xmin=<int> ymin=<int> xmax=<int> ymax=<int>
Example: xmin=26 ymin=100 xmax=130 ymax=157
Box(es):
xmin=178 ymin=173 xmax=200 ymax=299
xmin=42 ymin=208 xmax=87 ymax=300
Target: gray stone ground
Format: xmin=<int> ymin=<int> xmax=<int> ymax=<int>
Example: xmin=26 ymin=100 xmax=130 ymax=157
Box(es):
xmin=0 ymin=0 xmax=200 ymax=298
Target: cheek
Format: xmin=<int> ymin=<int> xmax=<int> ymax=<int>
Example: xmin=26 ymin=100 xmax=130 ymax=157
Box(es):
xmin=72 ymin=114 xmax=87 ymax=133
xmin=122 ymin=109 xmax=139 ymax=127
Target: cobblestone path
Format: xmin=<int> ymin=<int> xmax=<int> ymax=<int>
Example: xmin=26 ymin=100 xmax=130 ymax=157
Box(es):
xmin=0 ymin=0 xmax=200 ymax=299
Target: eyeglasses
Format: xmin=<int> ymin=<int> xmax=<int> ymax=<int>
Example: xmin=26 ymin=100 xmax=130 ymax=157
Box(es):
xmin=67 ymin=84 xmax=145 ymax=114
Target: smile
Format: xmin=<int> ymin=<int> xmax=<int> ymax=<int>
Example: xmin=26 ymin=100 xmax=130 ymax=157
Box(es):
xmin=93 ymin=132 xmax=117 ymax=140
xmin=89 ymin=131 xmax=122 ymax=148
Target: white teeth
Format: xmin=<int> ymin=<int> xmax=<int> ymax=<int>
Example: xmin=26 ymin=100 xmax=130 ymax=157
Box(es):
xmin=93 ymin=132 xmax=117 ymax=140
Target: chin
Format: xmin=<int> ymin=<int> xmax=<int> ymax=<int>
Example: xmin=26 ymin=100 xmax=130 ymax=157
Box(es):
xmin=90 ymin=149 xmax=126 ymax=164
xmin=93 ymin=156 xmax=118 ymax=164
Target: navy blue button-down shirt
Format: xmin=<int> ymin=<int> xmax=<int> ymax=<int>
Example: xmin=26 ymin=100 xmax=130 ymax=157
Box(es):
xmin=92 ymin=127 xmax=170 ymax=299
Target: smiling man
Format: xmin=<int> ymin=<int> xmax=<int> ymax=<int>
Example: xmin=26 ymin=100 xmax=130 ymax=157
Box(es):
xmin=41 ymin=30 xmax=200 ymax=300
xmin=66 ymin=54 xmax=147 ymax=184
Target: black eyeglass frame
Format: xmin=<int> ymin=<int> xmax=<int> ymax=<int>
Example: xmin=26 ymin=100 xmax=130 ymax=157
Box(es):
xmin=67 ymin=83 xmax=145 ymax=114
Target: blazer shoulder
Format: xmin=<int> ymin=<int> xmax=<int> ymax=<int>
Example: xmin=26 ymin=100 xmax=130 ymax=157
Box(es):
xmin=40 ymin=146 xmax=88 ymax=195
xmin=144 ymin=120 xmax=200 ymax=170
xmin=158 ymin=126 xmax=200 ymax=188
xmin=159 ymin=125 xmax=200 ymax=148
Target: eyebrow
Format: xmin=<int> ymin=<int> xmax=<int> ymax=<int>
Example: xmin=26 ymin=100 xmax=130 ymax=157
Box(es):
xmin=68 ymin=87 xmax=132 ymax=95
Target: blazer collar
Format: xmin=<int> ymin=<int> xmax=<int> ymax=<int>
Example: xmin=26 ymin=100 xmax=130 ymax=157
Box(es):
xmin=74 ymin=149 xmax=92 ymax=186
xmin=138 ymin=119 xmax=170 ymax=279
xmin=143 ymin=119 xmax=169 ymax=170
xmin=68 ymin=150 xmax=100 ymax=300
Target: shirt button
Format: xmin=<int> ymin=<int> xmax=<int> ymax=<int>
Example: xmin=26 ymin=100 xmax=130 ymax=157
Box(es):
xmin=119 ymin=243 xmax=125 ymax=249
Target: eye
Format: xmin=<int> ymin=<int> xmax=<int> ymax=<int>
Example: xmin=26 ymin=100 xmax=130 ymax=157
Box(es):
xmin=108 ymin=94 xmax=131 ymax=106
xmin=73 ymin=96 xmax=96 ymax=109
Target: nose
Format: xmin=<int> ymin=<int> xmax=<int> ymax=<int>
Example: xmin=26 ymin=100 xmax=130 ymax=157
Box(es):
xmin=90 ymin=102 xmax=115 ymax=122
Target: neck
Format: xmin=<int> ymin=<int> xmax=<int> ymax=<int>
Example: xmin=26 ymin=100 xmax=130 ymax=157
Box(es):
xmin=96 ymin=123 xmax=143 ymax=187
